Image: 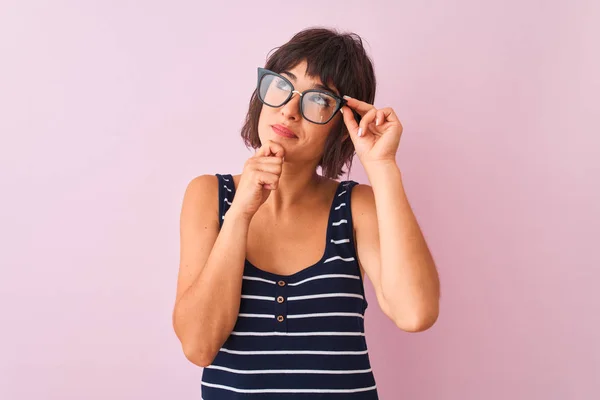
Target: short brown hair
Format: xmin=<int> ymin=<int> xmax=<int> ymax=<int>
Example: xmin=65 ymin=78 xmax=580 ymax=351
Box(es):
xmin=240 ymin=27 xmax=377 ymax=179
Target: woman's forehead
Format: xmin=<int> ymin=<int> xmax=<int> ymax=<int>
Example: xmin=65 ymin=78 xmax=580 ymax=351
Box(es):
xmin=281 ymin=62 xmax=339 ymax=95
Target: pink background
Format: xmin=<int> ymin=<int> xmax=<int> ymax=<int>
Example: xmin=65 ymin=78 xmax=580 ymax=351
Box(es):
xmin=1 ymin=1 xmax=598 ymax=399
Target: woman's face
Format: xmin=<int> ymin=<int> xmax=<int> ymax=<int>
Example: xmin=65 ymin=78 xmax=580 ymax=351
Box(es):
xmin=257 ymin=60 xmax=344 ymax=163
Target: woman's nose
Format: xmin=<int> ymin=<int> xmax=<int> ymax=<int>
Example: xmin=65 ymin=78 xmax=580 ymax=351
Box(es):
xmin=280 ymin=91 xmax=302 ymax=120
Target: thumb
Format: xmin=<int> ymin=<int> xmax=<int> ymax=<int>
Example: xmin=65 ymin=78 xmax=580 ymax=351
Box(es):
xmin=341 ymin=106 xmax=359 ymax=136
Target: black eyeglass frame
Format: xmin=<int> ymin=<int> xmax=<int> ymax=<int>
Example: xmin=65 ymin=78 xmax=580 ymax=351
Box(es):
xmin=256 ymin=67 xmax=348 ymax=125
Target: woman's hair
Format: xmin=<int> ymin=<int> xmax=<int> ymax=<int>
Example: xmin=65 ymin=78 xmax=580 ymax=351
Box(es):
xmin=240 ymin=27 xmax=377 ymax=179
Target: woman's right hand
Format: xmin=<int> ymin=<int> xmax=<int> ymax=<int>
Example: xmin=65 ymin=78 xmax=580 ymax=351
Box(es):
xmin=229 ymin=140 xmax=285 ymax=220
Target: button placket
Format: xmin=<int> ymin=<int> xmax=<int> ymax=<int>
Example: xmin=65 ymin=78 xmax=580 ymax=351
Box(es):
xmin=274 ymin=279 xmax=288 ymax=332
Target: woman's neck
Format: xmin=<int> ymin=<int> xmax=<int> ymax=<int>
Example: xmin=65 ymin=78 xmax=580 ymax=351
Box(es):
xmin=263 ymin=162 xmax=327 ymax=214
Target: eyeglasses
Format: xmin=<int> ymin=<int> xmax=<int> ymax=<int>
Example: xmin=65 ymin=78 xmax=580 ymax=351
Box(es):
xmin=256 ymin=67 xmax=346 ymax=125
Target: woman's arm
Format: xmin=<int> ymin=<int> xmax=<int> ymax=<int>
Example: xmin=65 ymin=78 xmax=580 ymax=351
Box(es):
xmin=353 ymin=161 xmax=440 ymax=332
xmin=172 ymin=175 xmax=251 ymax=367
xmin=340 ymin=96 xmax=440 ymax=332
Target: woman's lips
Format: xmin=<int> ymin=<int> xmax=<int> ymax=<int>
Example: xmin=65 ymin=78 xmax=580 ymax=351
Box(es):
xmin=272 ymin=124 xmax=297 ymax=138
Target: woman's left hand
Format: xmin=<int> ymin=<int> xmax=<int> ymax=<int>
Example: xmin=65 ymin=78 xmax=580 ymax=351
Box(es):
xmin=340 ymin=96 xmax=403 ymax=166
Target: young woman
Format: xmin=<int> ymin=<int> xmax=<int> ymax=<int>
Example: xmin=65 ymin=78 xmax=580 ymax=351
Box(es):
xmin=173 ymin=27 xmax=440 ymax=399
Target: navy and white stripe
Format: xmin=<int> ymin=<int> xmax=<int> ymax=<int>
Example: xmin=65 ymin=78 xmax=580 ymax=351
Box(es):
xmin=202 ymin=174 xmax=377 ymax=399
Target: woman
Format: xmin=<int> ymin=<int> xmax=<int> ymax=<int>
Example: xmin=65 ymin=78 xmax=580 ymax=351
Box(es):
xmin=173 ymin=27 xmax=440 ymax=399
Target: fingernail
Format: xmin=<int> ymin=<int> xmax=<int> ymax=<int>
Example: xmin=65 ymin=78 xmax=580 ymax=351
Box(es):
xmin=375 ymin=118 xmax=379 ymax=126
xmin=357 ymin=127 xmax=363 ymax=137
xmin=340 ymin=108 xmax=344 ymax=114
xmin=343 ymin=95 xmax=352 ymax=100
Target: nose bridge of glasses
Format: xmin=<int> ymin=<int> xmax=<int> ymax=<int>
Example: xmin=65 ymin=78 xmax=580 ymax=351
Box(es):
xmin=283 ymin=90 xmax=302 ymax=108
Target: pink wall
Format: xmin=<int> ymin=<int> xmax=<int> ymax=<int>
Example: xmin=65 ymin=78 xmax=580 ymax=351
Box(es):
xmin=1 ymin=1 xmax=598 ymax=399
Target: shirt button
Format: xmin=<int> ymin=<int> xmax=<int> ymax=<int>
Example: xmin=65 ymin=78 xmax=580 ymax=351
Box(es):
xmin=277 ymin=315 xmax=284 ymax=322
xmin=278 ymin=280 xmax=286 ymax=287
xmin=277 ymin=296 xmax=284 ymax=303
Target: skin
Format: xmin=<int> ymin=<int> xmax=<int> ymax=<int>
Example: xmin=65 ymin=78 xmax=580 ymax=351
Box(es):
xmin=173 ymin=59 xmax=440 ymax=367
xmin=242 ymin=60 xmax=352 ymax=276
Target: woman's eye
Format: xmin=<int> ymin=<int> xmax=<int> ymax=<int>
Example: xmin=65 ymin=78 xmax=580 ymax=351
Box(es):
xmin=311 ymin=95 xmax=330 ymax=107
xmin=275 ymin=79 xmax=291 ymax=91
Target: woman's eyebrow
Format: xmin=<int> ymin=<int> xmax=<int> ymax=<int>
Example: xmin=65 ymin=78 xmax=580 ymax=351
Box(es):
xmin=281 ymin=71 xmax=339 ymax=95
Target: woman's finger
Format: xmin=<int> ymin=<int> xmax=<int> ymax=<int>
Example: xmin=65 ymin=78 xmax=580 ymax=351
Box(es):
xmin=255 ymin=140 xmax=285 ymax=158
xmin=379 ymin=107 xmax=400 ymax=124
xmin=357 ymin=108 xmax=378 ymax=138
xmin=342 ymin=95 xmax=375 ymax=117
xmin=375 ymin=109 xmax=385 ymax=127
xmin=341 ymin=105 xmax=359 ymax=132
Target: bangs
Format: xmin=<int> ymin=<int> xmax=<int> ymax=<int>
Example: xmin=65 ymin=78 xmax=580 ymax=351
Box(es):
xmin=265 ymin=30 xmax=375 ymax=103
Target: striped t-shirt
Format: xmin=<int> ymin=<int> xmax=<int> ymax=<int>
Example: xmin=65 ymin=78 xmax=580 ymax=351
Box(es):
xmin=200 ymin=173 xmax=378 ymax=399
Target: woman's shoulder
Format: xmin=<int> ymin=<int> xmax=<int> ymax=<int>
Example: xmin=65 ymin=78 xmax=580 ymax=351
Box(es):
xmin=348 ymin=181 xmax=374 ymax=207
xmin=182 ymin=174 xmax=220 ymax=205
xmin=330 ymin=176 xmax=372 ymax=198
xmin=185 ymin=174 xmax=220 ymax=190
xmin=201 ymin=173 xmax=243 ymax=195
xmin=179 ymin=174 xmax=222 ymax=229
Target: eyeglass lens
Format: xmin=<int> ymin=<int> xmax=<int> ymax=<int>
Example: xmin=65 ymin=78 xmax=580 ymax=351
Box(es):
xmin=259 ymin=73 xmax=338 ymax=124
